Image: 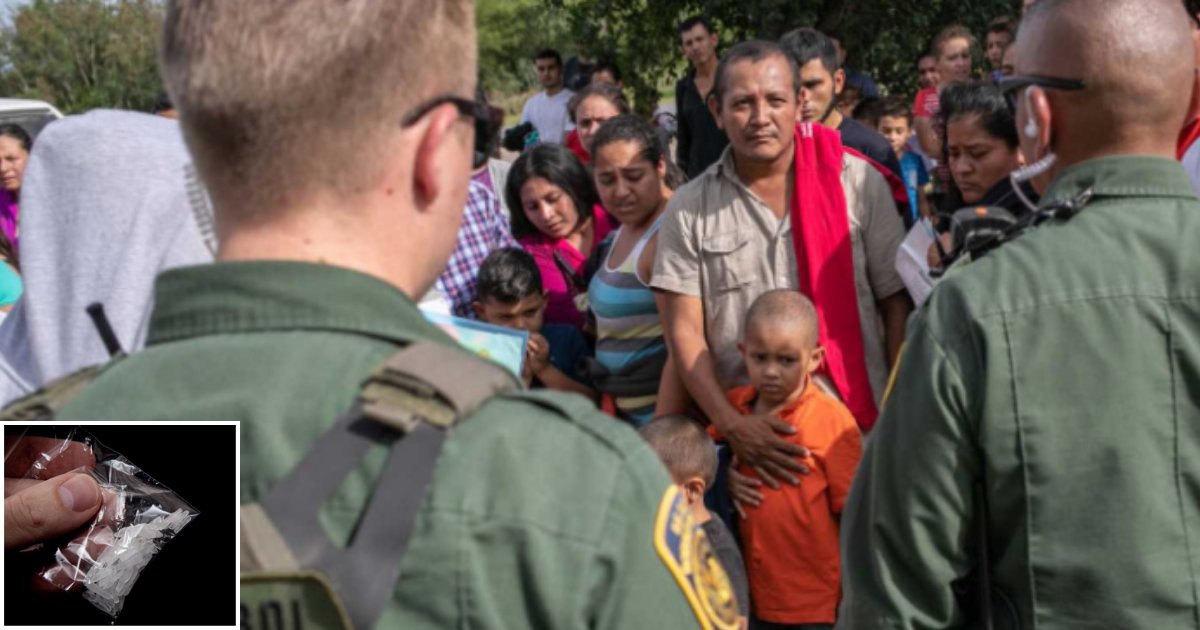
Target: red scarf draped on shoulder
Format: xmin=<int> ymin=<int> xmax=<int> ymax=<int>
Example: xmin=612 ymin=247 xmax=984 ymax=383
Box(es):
xmin=1178 ymin=117 xmax=1200 ymax=160
xmin=789 ymin=122 xmax=879 ymax=431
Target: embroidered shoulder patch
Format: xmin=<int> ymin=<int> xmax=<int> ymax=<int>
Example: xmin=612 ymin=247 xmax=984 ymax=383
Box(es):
xmin=653 ymin=485 xmax=740 ymax=630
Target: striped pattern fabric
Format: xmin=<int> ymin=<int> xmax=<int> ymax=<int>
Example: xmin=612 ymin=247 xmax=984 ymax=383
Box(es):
xmin=587 ymin=219 xmax=666 ymax=426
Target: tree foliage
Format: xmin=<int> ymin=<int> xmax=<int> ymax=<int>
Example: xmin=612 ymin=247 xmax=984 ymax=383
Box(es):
xmin=0 ymin=0 xmax=165 ymax=114
xmin=531 ymin=0 xmax=1021 ymax=114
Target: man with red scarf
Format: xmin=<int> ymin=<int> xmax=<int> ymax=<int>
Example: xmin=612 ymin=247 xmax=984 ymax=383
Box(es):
xmin=653 ymin=40 xmax=910 ymax=487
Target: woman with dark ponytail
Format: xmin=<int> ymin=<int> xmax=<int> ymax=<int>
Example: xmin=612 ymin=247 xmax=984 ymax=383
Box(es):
xmin=585 ymin=114 xmax=688 ymax=424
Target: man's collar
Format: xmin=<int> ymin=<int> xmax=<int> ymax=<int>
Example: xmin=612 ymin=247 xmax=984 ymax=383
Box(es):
xmin=147 ymin=261 xmax=452 ymax=348
xmin=1041 ymin=155 xmax=1196 ymax=208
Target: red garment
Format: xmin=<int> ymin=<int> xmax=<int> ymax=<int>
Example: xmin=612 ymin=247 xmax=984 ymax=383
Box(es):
xmin=718 ymin=382 xmax=862 ymax=625
xmin=565 ymin=130 xmax=590 ymax=164
xmin=1178 ymin=117 xmax=1200 ymax=160
xmin=518 ymin=205 xmax=613 ymax=329
xmin=790 ymin=122 xmax=879 ymax=431
xmin=912 ymin=86 xmax=940 ymax=119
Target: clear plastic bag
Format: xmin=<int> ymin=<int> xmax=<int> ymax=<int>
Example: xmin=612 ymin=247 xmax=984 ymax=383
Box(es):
xmin=7 ymin=427 xmax=200 ymax=618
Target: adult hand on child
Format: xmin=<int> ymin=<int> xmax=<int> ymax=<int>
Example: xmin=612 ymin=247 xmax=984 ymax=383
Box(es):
xmin=722 ymin=413 xmax=810 ymax=488
xmin=4 ymin=437 xmax=101 ymax=550
xmin=727 ymin=456 xmax=764 ymax=519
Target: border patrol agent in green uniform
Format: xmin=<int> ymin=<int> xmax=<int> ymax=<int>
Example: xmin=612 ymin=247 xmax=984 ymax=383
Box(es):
xmin=838 ymin=1 xmax=1200 ymax=628
xmin=4 ymin=1 xmax=738 ymax=628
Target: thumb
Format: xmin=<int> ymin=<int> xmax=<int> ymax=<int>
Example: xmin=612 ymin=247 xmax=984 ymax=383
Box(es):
xmin=4 ymin=473 xmax=101 ymax=550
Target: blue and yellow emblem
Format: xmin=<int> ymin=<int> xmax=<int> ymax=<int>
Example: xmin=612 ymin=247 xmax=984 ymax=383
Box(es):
xmin=654 ymin=485 xmax=739 ymax=630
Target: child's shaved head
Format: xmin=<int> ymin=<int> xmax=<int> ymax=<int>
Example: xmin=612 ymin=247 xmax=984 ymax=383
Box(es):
xmin=639 ymin=415 xmax=717 ymax=487
xmin=744 ymin=290 xmax=820 ymax=347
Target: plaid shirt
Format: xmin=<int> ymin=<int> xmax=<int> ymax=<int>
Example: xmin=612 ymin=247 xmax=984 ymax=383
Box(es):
xmin=437 ymin=180 xmax=518 ymax=317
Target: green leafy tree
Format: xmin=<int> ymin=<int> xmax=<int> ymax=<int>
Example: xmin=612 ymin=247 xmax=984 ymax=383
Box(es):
xmin=478 ymin=0 xmax=576 ymax=118
xmin=0 ymin=0 xmax=165 ymax=114
xmin=537 ymin=0 xmax=1021 ymax=114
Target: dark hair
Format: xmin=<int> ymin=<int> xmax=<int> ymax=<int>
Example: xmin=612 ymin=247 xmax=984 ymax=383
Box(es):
xmin=853 ymin=96 xmax=883 ymax=128
xmin=567 ymin=83 xmax=631 ymax=125
xmin=152 ymin=91 xmax=174 ymax=114
xmin=590 ymin=114 xmax=686 ymax=190
xmin=938 ymin=82 xmax=1018 ymax=150
xmin=938 ymin=82 xmax=1019 ymax=210
xmin=876 ymin=96 xmax=913 ymax=125
xmin=505 ymin=144 xmax=599 ymax=240
xmin=590 ymin=60 xmax=622 ymax=84
xmin=639 ymin=415 xmax=718 ymax=486
xmin=0 ymin=124 xmax=32 ymax=154
xmin=714 ymin=40 xmax=799 ymax=105
xmin=779 ymin=27 xmax=839 ymax=73
xmin=841 ymin=85 xmax=864 ymax=108
xmin=534 ymin=48 xmax=563 ymax=67
xmin=1187 ymin=0 xmax=1200 ymax=28
xmin=476 ymin=248 xmax=543 ymax=304
xmin=678 ymin=14 xmax=715 ymax=36
xmin=986 ymin=15 xmax=1017 ymax=37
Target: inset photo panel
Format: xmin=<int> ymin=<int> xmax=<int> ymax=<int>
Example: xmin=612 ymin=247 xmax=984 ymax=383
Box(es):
xmin=3 ymin=422 xmax=236 ymax=626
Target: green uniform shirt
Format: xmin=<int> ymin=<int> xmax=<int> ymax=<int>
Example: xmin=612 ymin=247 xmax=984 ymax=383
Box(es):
xmin=839 ymin=157 xmax=1200 ymax=629
xmin=58 ymin=262 xmax=734 ymax=629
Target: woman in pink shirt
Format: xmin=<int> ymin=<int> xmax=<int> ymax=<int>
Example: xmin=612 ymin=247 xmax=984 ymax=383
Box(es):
xmin=505 ymin=144 xmax=613 ymax=329
xmin=0 ymin=124 xmax=32 ymax=261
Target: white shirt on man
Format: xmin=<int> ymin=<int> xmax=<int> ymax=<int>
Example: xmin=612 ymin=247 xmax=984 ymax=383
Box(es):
xmin=520 ymin=89 xmax=575 ymax=145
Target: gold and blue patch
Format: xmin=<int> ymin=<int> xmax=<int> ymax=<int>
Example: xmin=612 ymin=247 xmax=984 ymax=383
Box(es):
xmin=654 ymin=485 xmax=740 ymax=630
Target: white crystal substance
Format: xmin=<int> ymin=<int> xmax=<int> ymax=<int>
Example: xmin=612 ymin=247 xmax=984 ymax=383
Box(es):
xmin=81 ymin=508 xmax=195 ymax=617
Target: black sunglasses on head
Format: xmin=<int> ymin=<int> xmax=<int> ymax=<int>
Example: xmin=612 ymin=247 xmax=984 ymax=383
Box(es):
xmin=998 ymin=74 xmax=1087 ymax=113
xmin=401 ymin=95 xmax=492 ymax=169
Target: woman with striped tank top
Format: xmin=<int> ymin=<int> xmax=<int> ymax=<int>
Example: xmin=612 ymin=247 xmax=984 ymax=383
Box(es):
xmin=586 ymin=115 xmax=689 ymax=426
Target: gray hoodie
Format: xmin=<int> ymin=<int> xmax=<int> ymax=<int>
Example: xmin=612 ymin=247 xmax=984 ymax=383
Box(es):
xmin=0 ymin=110 xmax=213 ymax=404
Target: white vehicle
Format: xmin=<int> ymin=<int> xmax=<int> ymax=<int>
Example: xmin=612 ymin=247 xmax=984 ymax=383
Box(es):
xmin=0 ymin=98 xmax=63 ymax=139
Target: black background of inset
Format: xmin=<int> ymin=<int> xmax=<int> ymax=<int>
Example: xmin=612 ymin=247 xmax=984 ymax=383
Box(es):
xmin=4 ymin=424 xmax=236 ymax=626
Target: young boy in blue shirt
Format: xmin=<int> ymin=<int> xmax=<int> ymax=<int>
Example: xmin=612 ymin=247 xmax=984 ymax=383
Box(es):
xmin=877 ymin=96 xmax=930 ymax=228
xmin=473 ymin=248 xmax=595 ymax=399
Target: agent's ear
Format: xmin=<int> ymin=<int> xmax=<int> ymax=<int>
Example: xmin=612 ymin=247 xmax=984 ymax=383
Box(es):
xmin=472 ymin=301 xmax=485 ymax=318
xmin=412 ymin=104 xmax=471 ymax=213
xmin=1025 ymin=86 xmax=1053 ymax=151
xmin=833 ymin=68 xmax=846 ymax=96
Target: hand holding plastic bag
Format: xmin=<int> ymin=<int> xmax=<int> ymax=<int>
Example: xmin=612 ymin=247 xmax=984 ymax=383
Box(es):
xmin=5 ymin=436 xmax=102 ymax=550
xmin=4 ymin=428 xmax=199 ymax=618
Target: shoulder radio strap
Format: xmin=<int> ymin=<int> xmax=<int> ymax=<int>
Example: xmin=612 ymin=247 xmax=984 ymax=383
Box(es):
xmin=241 ymin=341 xmax=519 ymax=630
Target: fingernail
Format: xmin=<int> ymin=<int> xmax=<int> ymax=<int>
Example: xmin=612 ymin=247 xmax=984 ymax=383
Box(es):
xmin=58 ymin=475 xmax=99 ymax=512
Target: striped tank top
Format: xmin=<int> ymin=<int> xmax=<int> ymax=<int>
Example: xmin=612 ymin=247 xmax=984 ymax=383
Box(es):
xmin=587 ymin=216 xmax=667 ymax=426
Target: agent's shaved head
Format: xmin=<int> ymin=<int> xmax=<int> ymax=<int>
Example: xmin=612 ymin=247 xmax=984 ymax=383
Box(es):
xmin=1017 ymin=0 xmax=1195 ymax=161
xmin=744 ymin=290 xmax=820 ymax=348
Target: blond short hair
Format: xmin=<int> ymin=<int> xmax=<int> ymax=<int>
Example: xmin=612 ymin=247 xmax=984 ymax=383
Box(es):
xmin=160 ymin=0 xmax=475 ymax=219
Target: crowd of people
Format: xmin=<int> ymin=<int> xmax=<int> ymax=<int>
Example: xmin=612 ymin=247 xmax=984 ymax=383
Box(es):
xmin=5 ymin=0 xmax=1200 ymax=627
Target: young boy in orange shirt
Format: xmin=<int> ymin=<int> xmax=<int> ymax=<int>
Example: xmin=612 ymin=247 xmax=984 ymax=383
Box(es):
xmin=719 ymin=289 xmax=863 ymax=629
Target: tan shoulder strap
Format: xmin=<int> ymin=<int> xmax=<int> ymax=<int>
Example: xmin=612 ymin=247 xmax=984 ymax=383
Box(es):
xmin=242 ymin=342 xmax=518 ymax=629
xmin=0 ymin=357 xmax=124 ymax=422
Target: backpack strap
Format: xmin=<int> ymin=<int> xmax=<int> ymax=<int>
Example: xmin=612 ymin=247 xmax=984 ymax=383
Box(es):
xmin=0 ymin=356 xmax=125 ymax=422
xmin=242 ymin=341 xmax=518 ymax=630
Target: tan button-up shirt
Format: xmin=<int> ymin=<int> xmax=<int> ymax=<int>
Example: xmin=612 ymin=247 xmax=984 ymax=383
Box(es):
xmin=651 ymin=146 xmax=907 ymax=399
